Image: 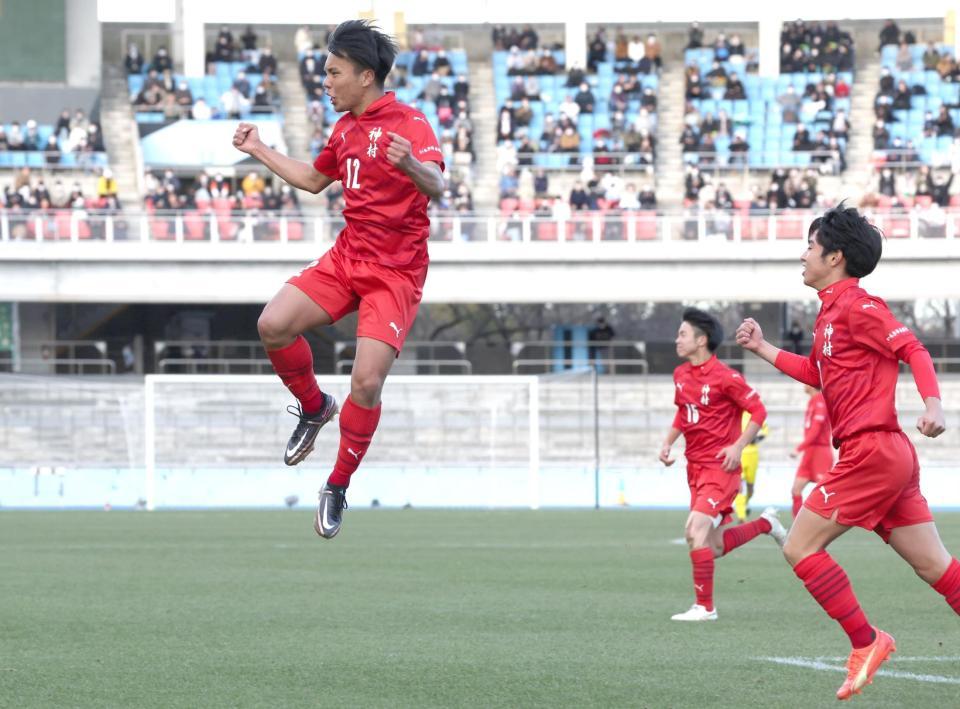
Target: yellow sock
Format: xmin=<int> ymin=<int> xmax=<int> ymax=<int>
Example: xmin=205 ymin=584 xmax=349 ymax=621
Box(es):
xmin=733 ymin=493 xmax=747 ymax=522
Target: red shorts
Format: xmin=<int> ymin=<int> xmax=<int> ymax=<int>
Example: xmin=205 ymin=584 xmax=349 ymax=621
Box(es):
xmin=687 ymin=461 xmax=741 ymax=526
xmin=287 ymin=246 xmax=427 ymax=353
xmin=795 ymin=445 xmax=833 ymax=485
xmin=802 ymin=430 xmax=933 ymax=542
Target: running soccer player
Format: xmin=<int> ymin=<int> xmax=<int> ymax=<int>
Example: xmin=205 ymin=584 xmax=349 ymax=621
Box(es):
xmin=736 ymin=204 xmax=960 ymax=701
xmin=789 ymin=385 xmax=833 ymax=519
xmin=232 ymin=20 xmax=445 ymax=539
xmin=660 ymin=308 xmax=786 ymax=622
xmin=732 ymin=410 xmax=769 ymax=523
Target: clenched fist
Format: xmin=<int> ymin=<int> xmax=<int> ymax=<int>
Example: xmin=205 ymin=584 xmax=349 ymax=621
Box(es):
xmin=385 ymin=131 xmax=414 ymax=170
xmin=735 ymin=317 xmax=764 ymax=352
xmin=232 ymin=122 xmax=261 ymax=154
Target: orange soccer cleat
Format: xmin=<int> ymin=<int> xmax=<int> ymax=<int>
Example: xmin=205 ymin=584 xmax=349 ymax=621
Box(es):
xmin=836 ymin=627 xmax=896 ymax=701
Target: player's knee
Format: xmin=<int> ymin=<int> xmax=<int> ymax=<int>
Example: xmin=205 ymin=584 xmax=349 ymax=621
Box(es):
xmin=350 ymin=371 xmax=384 ymax=407
xmin=782 ymin=537 xmax=808 ymax=567
xmin=913 ymin=556 xmax=949 ymax=585
xmin=257 ymin=311 xmax=291 ymax=348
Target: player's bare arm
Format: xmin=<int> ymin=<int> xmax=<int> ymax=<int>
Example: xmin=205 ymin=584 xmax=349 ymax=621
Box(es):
xmin=233 ymin=122 xmax=334 ymax=194
xmin=659 ymin=427 xmax=681 ymax=466
xmin=735 ymin=317 xmax=785 ymax=366
xmin=385 ymin=131 xmax=445 ymax=199
xmin=716 ymin=420 xmax=760 ymax=472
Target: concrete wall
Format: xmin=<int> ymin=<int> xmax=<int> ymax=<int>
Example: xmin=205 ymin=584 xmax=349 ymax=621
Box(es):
xmin=2 ymin=239 xmax=960 ymax=304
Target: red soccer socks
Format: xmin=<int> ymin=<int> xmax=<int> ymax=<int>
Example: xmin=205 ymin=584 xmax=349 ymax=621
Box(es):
xmin=327 ymin=396 xmax=382 ymax=488
xmin=932 ymin=558 xmax=960 ymax=615
xmin=690 ymin=547 xmax=715 ymax=611
xmin=721 ymin=517 xmax=772 ymax=556
xmin=266 ymin=335 xmax=325 ymax=414
xmin=794 ymin=551 xmax=874 ymax=648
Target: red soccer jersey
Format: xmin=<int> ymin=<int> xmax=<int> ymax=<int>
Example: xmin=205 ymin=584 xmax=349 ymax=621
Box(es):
xmin=313 ymin=92 xmax=444 ymax=269
xmin=672 ymin=355 xmax=767 ymax=465
xmin=775 ymin=277 xmax=929 ymax=445
xmin=798 ymin=392 xmax=831 ymax=451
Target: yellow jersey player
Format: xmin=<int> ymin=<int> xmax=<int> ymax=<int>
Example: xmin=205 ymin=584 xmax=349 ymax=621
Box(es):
xmin=733 ymin=410 xmax=768 ymax=522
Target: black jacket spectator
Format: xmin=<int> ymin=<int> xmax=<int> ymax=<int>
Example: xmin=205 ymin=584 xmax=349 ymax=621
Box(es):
xmin=258 ymin=48 xmax=277 ymax=75
xmin=724 ymin=75 xmax=746 ymax=100
xmin=125 ymin=45 xmax=144 ymax=75
xmin=879 ymin=20 xmax=900 ymax=49
xmin=151 ymin=47 xmax=172 ymax=73
xmin=412 ymin=50 xmax=431 ymax=77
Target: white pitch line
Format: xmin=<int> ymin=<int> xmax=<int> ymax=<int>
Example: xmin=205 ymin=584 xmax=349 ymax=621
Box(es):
xmin=755 ymin=657 xmax=960 ymax=685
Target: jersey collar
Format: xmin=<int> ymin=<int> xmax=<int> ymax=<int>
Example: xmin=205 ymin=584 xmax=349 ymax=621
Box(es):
xmin=818 ymin=277 xmax=859 ymax=306
xmin=690 ymin=354 xmax=718 ymax=376
xmin=360 ymin=91 xmax=396 ymax=117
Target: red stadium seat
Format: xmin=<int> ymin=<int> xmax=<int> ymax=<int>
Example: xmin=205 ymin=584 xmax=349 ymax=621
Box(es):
xmin=499 ymin=197 xmax=519 ymax=214
xmin=885 ymin=215 xmax=911 ymax=238
xmin=150 ymin=218 xmax=173 ymax=240
xmin=217 ymin=218 xmax=238 ymax=241
xmin=532 ymin=220 xmax=558 ymax=241
xmin=286 ymin=219 xmax=304 ymax=241
xmin=776 ymin=210 xmax=805 ymax=239
xmin=743 ymin=215 xmax=769 ymax=241
xmin=184 ymin=211 xmax=206 ymax=240
xmin=634 ymin=211 xmax=658 ymax=240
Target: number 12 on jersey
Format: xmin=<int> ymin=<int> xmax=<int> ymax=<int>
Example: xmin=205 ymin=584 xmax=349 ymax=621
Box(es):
xmin=344 ymin=158 xmax=361 ymax=189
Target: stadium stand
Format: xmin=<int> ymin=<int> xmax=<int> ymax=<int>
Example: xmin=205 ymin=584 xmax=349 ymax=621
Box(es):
xmin=682 ymin=21 xmax=852 ymax=172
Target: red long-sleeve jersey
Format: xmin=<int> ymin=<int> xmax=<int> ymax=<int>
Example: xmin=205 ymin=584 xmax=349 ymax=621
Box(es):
xmin=774 ymin=278 xmax=939 ymax=446
xmin=798 ymin=392 xmax=831 ymax=451
xmin=672 ymin=355 xmax=767 ymax=464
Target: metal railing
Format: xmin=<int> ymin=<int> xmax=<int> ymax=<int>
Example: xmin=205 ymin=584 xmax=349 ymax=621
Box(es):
xmin=154 ymin=340 xmax=270 ymax=374
xmin=3 ymin=208 xmax=960 ymax=244
xmin=0 ymin=358 xmax=116 ymax=375
xmin=335 ymin=340 xmax=472 ymax=376
xmin=511 ymin=340 xmax=649 ymax=376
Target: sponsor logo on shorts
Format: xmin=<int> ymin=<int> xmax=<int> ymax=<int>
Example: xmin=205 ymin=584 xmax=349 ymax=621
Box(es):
xmin=707 ymin=497 xmax=719 ymax=509
xmin=819 ymin=486 xmax=836 ymax=504
xmin=388 ymin=321 xmax=403 ymax=339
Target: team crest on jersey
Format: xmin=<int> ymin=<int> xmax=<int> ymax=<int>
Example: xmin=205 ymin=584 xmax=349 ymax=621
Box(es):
xmin=700 ymin=384 xmax=710 ymax=406
xmin=822 ymin=322 xmax=834 ymax=357
xmin=367 ymin=127 xmax=382 ymax=158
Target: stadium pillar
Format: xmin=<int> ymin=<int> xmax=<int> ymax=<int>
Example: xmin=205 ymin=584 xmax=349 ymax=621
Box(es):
xmin=757 ymin=14 xmax=782 ymax=79
xmin=368 ymin=1 xmax=402 ymax=43
xmin=565 ymin=17 xmax=587 ymax=74
xmin=66 ymin=0 xmax=102 ymax=87
xmin=180 ymin=0 xmax=206 ymax=79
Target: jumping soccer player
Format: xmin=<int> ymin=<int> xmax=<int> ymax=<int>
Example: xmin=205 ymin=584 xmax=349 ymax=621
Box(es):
xmin=233 ymin=20 xmax=444 ymax=539
xmin=732 ymin=409 xmax=769 ymax=523
xmin=660 ymin=308 xmax=786 ymax=622
xmin=736 ymin=204 xmax=959 ymax=701
xmin=789 ymin=385 xmax=833 ymax=518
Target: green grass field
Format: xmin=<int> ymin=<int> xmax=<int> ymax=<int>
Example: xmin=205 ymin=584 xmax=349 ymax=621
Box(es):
xmin=1 ymin=509 xmax=958 ymax=708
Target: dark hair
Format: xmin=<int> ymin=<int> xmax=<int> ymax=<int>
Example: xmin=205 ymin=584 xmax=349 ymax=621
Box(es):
xmin=327 ymin=20 xmax=397 ymax=87
xmin=682 ymin=307 xmax=723 ymax=352
xmin=808 ymin=202 xmax=883 ymax=278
